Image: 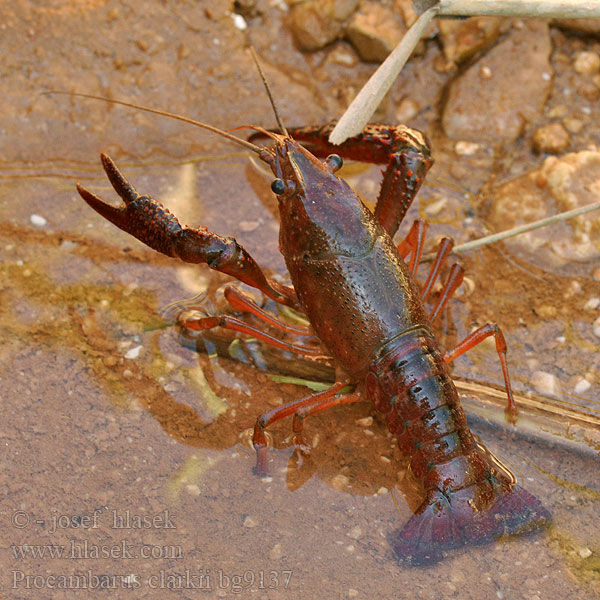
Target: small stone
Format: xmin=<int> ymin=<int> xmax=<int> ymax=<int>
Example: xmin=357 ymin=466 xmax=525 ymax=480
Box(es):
xmin=547 ymin=104 xmax=568 ymax=119
xmin=584 ymin=297 xmax=600 ymax=310
xmin=530 ymin=371 xmax=562 ymax=398
xmin=30 ymin=214 xmax=47 ymax=227
xmin=243 ymin=515 xmax=258 ymax=528
xmin=395 ymin=97 xmax=419 ymax=122
xmin=124 ymin=345 xmax=143 ymax=359
xmin=348 ymin=525 xmax=362 ymax=539
xmin=455 ymin=140 xmax=480 ymax=156
xmin=186 ymin=484 xmax=201 ymax=496
xmin=355 ymin=416 xmax=373 ymax=426
xmin=563 ymin=117 xmax=583 ymax=134
xmin=289 ymin=0 xmax=358 ymax=52
xmin=269 ymin=542 xmax=283 ymax=560
xmin=577 ymin=80 xmax=600 ymax=102
xmin=346 ymin=2 xmax=406 ymax=62
xmin=231 ymin=13 xmax=248 ymax=30
xmin=439 ymin=16 xmax=502 ymax=64
xmin=579 ymin=547 xmax=592 ymax=559
xmin=573 ymin=379 xmax=591 ymax=394
xmin=102 ymin=355 xmax=118 ymax=368
xmin=327 ymin=45 xmax=358 ymax=67
xmin=425 ymin=196 xmax=448 ymax=216
xmin=536 ymin=304 xmax=557 ymax=319
xmin=532 ymin=123 xmax=570 ymax=154
xmin=331 ymin=473 xmax=349 ymax=490
xmin=238 ymin=220 xmax=260 ymax=232
xmin=573 ymin=51 xmax=600 ymax=76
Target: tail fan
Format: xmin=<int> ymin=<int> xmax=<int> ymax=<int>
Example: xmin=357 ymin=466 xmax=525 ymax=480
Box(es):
xmin=391 ymin=477 xmax=550 ymax=566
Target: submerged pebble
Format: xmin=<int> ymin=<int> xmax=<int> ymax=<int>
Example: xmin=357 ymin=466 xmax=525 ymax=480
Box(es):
xmin=573 ymin=379 xmax=591 ymax=394
xmin=530 ymin=371 xmax=562 ymax=398
xmin=124 ymin=345 xmax=143 ymax=359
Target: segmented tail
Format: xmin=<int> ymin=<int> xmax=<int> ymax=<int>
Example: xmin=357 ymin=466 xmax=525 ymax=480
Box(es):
xmin=391 ymin=474 xmax=550 ymax=566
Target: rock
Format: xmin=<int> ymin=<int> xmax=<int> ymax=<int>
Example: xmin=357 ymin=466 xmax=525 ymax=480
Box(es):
xmin=346 ymin=2 xmax=406 ymax=62
xmin=573 ymin=51 xmax=600 ymax=76
xmin=530 ymin=371 xmax=562 ymax=398
xmin=488 ymin=151 xmax=600 ymax=264
xmin=543 ymin=152 xmax=600 ymax=261
xmin=268 ymin=542 xmax=283 ymax=560
xmin=576 ymin=80 xmax=600 ymax=102
xmin=442 ymin=21 xmax=552 ymax=144
xmin=532 ymin=123 xmax=570 ymax=154
xmin=395 ymin=97 xmax=419 ymax=121
xmin=288 ymin=0 xmax=359 ymax=52
xmin=439 ymin=16 xmax=502 ymax=64
xmin=553 ymin=19 xmax=600 ymax=36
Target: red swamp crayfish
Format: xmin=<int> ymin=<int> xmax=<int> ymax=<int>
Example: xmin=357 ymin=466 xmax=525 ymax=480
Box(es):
xmin=74 ymin=81 xmax=550 ymax=565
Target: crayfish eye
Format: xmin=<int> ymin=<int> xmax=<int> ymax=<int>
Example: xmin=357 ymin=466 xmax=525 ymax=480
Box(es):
xmin=270 ymin=178 xmax=286 ymax=195
xmin=325 ymin=154 xmax=343 ymax=173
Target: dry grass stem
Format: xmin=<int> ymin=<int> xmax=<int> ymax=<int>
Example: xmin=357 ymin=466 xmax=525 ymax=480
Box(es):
xmin=330 ymin=0 xmax=600 ymax=145
xmin=421 ymin=199 xmax=600 ymax=261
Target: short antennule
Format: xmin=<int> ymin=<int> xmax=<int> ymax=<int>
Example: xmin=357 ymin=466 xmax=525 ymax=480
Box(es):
xmin=248 ymin=46 xmax=289 ymax=137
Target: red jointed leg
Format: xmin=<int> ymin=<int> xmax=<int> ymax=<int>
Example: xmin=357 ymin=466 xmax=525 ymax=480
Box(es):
xmin=443 ymin=323 xmax=517 ymax=424
xmin=420 ymin=237 xmax=455 ymax=302
xmin=223 ymin=285 xmax=312 ymax=337
xmin=253 ymin=381 xmax=349 ymax=475
xmin=292 ymin=391 xmax=362 ymax=451
xmin=397 ymin=219 xmax=429 ymax=277
xmin=251 ymin=122 xmax=433 ymax=238
xmin=77 ymin=154 xmax=297 ymax=306
xmin=178 ymin=313 xmax=322 ymax=357
xmin=428 ymin=263 xmax=464 ymax=324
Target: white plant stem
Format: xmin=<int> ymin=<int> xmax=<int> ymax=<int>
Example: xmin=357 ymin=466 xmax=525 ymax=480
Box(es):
xmin=329 ymin=0 xmax=600 ymax=145
xmin=421 ymin=199 xmax=600 ymax=261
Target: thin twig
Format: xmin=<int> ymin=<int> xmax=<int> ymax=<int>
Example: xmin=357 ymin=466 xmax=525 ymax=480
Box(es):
xmin=430 ymin=0 xmax=600 ymax=19
xmin=329 ymin=7 xmax=438 ymax=145
xmin=421 ymin=199 xmax=600 ymax=261
xmin=329 ymin=0 xmax=600 ymax=145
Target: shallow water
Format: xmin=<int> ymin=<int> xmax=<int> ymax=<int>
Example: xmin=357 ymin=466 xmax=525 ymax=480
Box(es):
xmin=1 ymin=2 xmax=599 ymax=599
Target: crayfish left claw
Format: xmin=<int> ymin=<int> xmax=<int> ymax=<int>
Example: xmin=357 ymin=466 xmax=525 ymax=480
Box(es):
xmin=78 ymin=153 xmax=298 ymax=307
xmin=76 ymin=153 xmax=144 ymax=233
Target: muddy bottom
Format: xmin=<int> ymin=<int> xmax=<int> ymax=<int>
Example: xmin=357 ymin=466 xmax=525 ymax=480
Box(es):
xmin=1 ymin=2 xmax=599 ymax=599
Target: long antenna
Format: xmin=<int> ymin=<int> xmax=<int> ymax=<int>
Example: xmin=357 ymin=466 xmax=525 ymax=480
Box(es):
xmin=41 ymin=91 xmax=262 ymax=154
xmin=248 ymin=46 xmax=289 ymax=137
